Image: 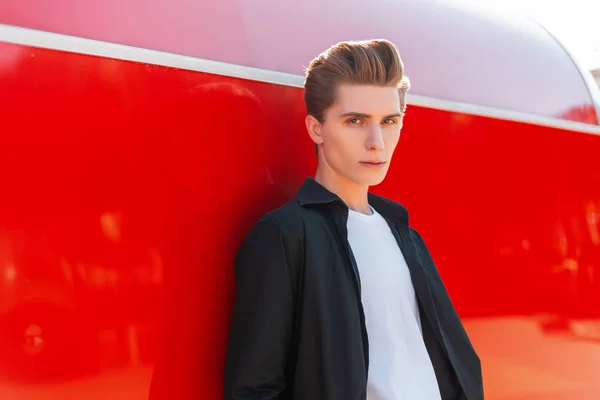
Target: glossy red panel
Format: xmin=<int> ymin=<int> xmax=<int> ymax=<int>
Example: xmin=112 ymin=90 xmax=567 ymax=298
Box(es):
xmin=1 ymin=42 xmax=600 ymax=399
xmin=1 ymin=0 xmax=598 ymax=124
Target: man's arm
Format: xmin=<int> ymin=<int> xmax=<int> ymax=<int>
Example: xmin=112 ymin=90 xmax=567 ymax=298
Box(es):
xmin=410 ymin=228 xmax=484 ymax=399
xmin=224 ymin=221 xmax=295 ymax=400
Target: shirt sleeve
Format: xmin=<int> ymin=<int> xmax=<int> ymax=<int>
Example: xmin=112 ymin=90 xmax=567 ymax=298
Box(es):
xmin=224 ymin=221 xmax=295 ymax=400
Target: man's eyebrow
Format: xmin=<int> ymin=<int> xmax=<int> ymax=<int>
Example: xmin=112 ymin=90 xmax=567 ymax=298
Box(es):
xmin=339 ymin=112 xmax=402 ymax=119
xmin=339 ymin=112 xmax=371 ymax=118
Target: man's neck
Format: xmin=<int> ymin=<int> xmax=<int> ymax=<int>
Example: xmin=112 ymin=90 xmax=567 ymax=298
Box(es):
xmin=314 ymin=167 xmax=372 ymax=215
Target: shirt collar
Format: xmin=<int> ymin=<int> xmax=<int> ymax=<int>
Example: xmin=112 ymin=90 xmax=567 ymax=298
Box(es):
xmin=296 ymin=177 xmax=409 ymax=225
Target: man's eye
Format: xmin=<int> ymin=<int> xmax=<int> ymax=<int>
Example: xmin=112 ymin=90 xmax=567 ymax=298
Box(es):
xmin=347 ymin=118 xmax=361 ymax=124
xmin=383 ymin=118 xmax=397 ymax=125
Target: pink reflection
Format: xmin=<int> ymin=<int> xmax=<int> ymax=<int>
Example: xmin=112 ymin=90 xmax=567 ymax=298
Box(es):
xmin=464 ymin=317 xmax=600 ymax=399
xmin=0 ymin=42 xmax=24 ymax=73
xmin=0 ymin=367 xmax=153 ymax=400
xmin=3 ymin=263 xmax=16 ymax=284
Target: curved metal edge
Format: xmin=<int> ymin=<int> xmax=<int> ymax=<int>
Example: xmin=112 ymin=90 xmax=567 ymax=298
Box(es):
xmin=1 ymin=23 xmax=600 ymax=136
xmin=529 ymin=15 xmax=600 ymax=126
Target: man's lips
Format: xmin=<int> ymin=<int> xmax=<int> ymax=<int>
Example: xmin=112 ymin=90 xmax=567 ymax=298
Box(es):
xmin=360 ymin=161 xmax=387 ymax=168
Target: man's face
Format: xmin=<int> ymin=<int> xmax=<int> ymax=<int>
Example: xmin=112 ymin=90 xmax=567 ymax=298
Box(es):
xmin=309 ymin=84 xmax=404 ymax=187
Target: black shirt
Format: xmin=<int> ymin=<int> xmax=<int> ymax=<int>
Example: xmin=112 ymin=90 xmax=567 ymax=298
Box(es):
xmin=224 ymin=177 xmax=484 ymax=400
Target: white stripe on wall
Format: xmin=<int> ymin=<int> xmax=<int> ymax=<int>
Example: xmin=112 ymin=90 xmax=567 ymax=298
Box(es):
xmin=1 ymin=23 xmax=600 ymax=136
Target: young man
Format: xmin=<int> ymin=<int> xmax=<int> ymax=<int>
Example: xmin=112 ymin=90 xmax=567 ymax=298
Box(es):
xmin=224 ymin=40 xmax=484 ymax=400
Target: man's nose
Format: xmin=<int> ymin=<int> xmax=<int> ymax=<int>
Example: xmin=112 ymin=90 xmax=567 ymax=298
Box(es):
xmin=366 ymin=125 xmax=385 ymax=150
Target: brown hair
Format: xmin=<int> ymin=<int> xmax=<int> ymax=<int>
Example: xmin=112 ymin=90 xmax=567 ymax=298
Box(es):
xmin=304 ymin=39 xmax=410 ymax=123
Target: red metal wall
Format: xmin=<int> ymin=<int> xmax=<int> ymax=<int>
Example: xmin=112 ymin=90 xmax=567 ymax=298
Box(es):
xmin=1 ymin=40 xmax=599 ymax=399
xmin=1 ymin=0 xmax=600 ymax=397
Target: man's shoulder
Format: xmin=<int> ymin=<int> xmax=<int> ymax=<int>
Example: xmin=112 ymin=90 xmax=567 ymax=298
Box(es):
xmin=256 ymin=198 xmax=308 ymax=237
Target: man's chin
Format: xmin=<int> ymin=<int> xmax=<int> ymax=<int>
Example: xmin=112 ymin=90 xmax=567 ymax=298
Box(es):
xmin=354 ymin=173 xmax=387 ymax=188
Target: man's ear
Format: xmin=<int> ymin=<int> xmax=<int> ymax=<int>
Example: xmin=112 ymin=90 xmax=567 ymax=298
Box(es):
xmin=305 ymin=115 xmax=324 ymax=146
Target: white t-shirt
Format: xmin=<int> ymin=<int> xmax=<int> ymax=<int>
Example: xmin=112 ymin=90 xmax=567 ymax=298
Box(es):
xmin=347 ymin=207 xmax=442 ymax=400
